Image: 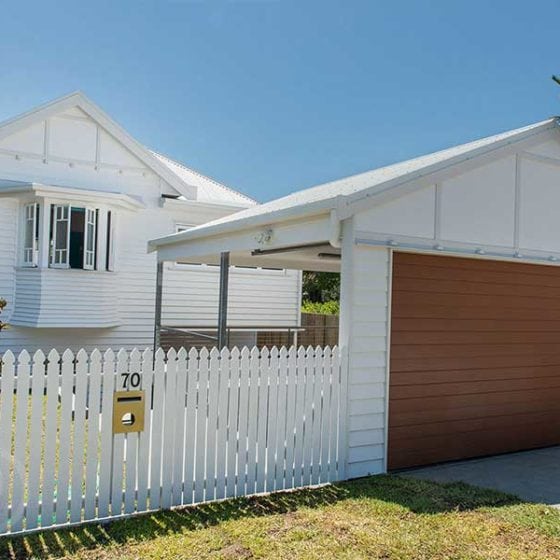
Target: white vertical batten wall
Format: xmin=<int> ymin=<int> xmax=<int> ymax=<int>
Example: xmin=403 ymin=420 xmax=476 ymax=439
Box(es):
xmin=339 ymin=217 xmax=391 ymax=477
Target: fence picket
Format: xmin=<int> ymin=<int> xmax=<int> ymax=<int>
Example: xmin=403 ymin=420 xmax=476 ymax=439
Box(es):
xmin=194 ymin=347 xmax=209 ymax=503
xmin=246 ymin=347 xmax=260 ymax=495
xmin=284 ymin=346 xmax=297 ymax=489
xmin=215 ymin=348 xmax=230 ymax=500
xmin=274 ymin=347 xmax=289 ymax=491
xmin=0 ymin=351 xmax=15 ymax=533
xmin=97 ymin=349 xmax=115 ymax=518
xmin=136 ymin=348 xmax=154 ymax=512
xmin=25 ymin=350 xmax=46 ymax=530
xmin=0 ymin=344 xmax=342 ymax=536
xmin=172 ymin=348 xmax=188 ymax=506
xmin=320 ymin=347 xmax=333 ymax=483
xmin=84 ymin=349 xmax=102 ymax=521
xmin=255 ymin=347 xmax=269 ymax=494
xmin=236 ymin=347 xmax=251 ymax=497
xmin=111 ymin=349 xmax=129 ymax=516
xmin=225 ymin=347 xmax=240 ymax=499
xmin=124 ymin=349 xmax=141 ymax=514
xmin=149 ymin=348 xmax=166 ymax=510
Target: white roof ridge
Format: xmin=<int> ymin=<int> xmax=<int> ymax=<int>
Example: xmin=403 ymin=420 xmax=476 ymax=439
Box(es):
xmin=152 ymin=150 xmax=257 ymax=205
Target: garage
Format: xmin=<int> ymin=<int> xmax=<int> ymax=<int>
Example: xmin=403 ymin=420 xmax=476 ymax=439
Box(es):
xmin=388 ymin=251 xmax=560 ymax=470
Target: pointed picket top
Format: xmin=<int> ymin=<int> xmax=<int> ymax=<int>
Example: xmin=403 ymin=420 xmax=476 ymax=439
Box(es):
xmin=250 ymin=346 xmax=260 ymax=359
xmin=62 ymin=348 xmax=74 ymax=362
xmin=142 ymin=347 xmax=153 ymax=368
xmin=167 ymin=347 xmax=177 ymax=362
xmin=230 ymin=346 xmax=240 ymax=360
xmin=269 ymin=346 xmax=279 ymax=359
xmin=103 ymin=348 xmax=115 ymax=363
xmin=297 ymin=345 xmax=307 ymax=359
xmin=76 ymin=348 xmax=88 ymax=362
xmin=177 ymin=346 xmax=188 ymax=360
xmin=117 ymin=348 xmax=129 ymax=362
xmin=17 ymin=349 xmax=30 ymax=365
xmin=240 ymin=346 xmax=251 ymax=360
xmin=323 ymin=345 xmax=332 ymax=354
xmin=32 ymin=349 xmax=46 ymax=366
xmin=90 ymin=348 xmax=102 ymax=364
xmin=288 ymin=344 xmax=297 ymax=360
xmin=154 ymin=347 xmax=166 ymax=362
xmin=260 ymin=346 xmax=270 ymax=360
xmin=209 ymin=346 xmax=220 ymax=359
xmin=188 ymin=346 xmax=198 ymax=361
xmin=130 ymin=347 xmax=142 ymax=363
xmin=219 ymin=346 xmax=230 ymax=360
xmin=199 ymin=346 xmax=209 ymax=360
xmin=2 ymin=349 xmax=14 ymax=367
xmin=47 ymin=348 xmax=60 ymax=365
xmin=279 ymin=346 xmax=288 ymax=360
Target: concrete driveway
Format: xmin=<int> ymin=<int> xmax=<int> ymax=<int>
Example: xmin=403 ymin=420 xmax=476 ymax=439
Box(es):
xmin=404 ymin=446 xmax=560 ymax=507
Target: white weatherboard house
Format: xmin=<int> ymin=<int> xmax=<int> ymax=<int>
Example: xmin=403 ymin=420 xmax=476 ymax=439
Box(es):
xmin=0 ymin=93 xmax=300 ymax=354
xmin=150 ymin=118 xmax=560 ymax=477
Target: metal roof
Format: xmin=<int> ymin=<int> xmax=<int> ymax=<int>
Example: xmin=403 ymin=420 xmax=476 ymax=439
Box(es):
xmin=150 ymin=118 xmax=558 ymax=251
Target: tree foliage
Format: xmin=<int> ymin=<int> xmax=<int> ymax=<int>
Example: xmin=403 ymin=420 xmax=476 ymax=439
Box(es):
xmin=302 ymin=271 xmax=340 ymax=303
xmin=0 ymin=298 xmax=7 ymax=333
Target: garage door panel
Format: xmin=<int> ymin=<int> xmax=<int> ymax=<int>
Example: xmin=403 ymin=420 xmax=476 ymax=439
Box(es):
xmin=391 ymin=354 xmax=560 ymax=373
xmin=392 ymin=330 xmax=560 ymax=345
xmin=394 ymin=262 xmax=560 ymax=289
xmin=390 ymin=423 xmax=560 ymax=468
xmin=391 ymin=410 xmax=560 ymax=440
xmin=392 ymin=317 xmax=560 ymax=332
xmin=389 ymin=252 xmax=560 ymax=470
xmin=395 ymin=277 xmax=560 ymax=299
xmin=391 ymin=342 xmax=560 ymax=360
xmin=391 ymin=365 xmax=560 ymax=385
xmin=391 ymin=399 xmax=560 ymax=428
xmin=391 ymin=376 xmax=560 ymax=400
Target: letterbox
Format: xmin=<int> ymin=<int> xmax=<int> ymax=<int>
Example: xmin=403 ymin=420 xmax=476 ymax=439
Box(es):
xmin=112 ymin=390 xmax=145 ymax=434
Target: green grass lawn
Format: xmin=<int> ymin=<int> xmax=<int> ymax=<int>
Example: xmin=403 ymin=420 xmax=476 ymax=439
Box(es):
xmin=2 ymin=475 xmax=560 ymax=560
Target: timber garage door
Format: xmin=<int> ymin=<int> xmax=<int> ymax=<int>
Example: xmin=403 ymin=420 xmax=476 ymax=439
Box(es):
xmin=388 ymin=252 xmax=560 ymax=470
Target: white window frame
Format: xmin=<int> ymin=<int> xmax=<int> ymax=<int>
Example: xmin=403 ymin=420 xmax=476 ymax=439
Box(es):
xmin=83 ymin=208 xmax=97 ymax=270
xmin=22 ymin=202 xmax=39 ymax=267
xmin=51 ymin=204 xmax=71 ymax=268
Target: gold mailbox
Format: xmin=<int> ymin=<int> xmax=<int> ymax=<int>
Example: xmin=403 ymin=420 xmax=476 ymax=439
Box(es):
xmin=113 ymin=390 xmax=145 ymax=434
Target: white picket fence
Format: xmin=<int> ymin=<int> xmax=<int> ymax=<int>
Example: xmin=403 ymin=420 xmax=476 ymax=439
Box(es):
xmin=0 ymin=345 xmax=345 ymax=536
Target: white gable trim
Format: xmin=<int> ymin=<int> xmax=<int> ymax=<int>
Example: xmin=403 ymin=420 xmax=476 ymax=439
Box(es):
xmin=336 ymin=120 xmax=559 ymax=219
xmin=0 ymin=92 xmax=197 ymax=199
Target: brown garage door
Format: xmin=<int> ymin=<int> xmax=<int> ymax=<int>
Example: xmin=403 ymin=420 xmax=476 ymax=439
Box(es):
xmin=388 ymin=252 xmax=560 ymax=470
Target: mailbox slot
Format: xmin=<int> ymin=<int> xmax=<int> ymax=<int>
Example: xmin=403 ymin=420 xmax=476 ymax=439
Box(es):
xmin=113 ymin=390 xmax=145 ymax=433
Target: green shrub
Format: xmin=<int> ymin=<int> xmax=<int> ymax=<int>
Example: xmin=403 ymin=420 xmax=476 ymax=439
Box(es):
xmin=301 ymin=300 xmax=340 ymax=315
xmin=0 ymin=298 xmax=7 ymax=333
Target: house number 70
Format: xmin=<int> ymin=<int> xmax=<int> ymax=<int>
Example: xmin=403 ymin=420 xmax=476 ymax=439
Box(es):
xmin=120 ymin=372 xmax=141 ymax=389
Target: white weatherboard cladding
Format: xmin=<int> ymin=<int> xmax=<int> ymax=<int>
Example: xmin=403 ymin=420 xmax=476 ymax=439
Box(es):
xmin=519 ymin=158 xmax=560 ymax=252
xmin=440 ymin=156 xmax=516 ymax=246
xmin=354 ymin=185 xmax=436 ymax=238
xmin=0 ymin=101 xmax=300 ymax=354
xmin=340 ymin=219 xmax=389 ymax=477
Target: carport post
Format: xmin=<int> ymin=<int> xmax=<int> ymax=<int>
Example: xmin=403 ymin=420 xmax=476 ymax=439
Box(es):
xmin=217 ymin=251 xmax=230 ymax=349
xmin=153 ymin=260 xmax=163 ymax=353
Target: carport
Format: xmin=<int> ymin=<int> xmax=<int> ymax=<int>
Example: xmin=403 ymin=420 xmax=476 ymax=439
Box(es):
xmin=149 ymin=116 xmax=560 ymax=479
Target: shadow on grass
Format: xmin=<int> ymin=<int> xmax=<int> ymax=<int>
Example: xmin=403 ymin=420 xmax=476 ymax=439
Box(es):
xmin=0 ymin=475 xmax=523 ymax=559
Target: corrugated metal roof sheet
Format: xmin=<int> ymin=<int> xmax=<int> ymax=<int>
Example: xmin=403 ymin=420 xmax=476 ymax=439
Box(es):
xmin=153 ymin=152 xmax=257 ymax=206
xmin=150 ymin=118 xmax=558 ymax=249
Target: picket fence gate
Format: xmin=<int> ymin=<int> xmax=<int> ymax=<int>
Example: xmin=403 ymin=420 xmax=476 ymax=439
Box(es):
xmin=0 ymin=345 xmax=345 ymax=536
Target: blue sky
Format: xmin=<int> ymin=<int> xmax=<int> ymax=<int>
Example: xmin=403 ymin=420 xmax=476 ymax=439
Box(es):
xmin=1 ymin=0 xmax=559 ymax=202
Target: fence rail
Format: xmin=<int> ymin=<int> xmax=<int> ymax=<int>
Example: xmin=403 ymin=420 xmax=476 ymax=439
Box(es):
xmin=0 ymin=345 xmax=344 ymax=536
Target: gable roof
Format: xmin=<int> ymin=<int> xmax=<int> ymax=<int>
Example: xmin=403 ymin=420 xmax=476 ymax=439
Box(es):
xmin=0 ymin=92 xmax=256 ymax=206
xmin=153 ymin=152 xmax=256 ymax=206
xmin=149 ymin=117 xmax=559 ymax=250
